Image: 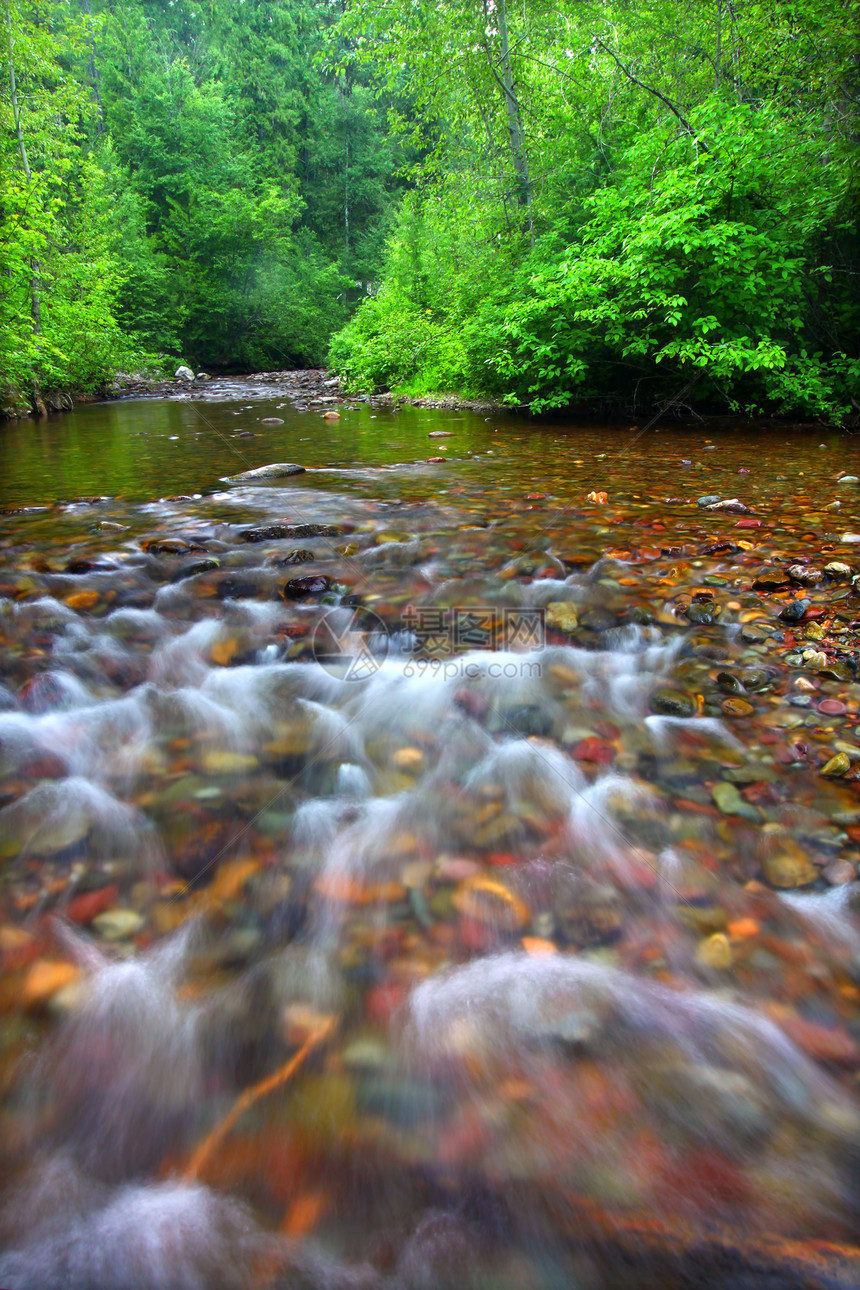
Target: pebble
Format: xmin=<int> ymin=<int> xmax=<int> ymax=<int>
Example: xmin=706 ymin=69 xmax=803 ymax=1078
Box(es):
xmin=92 ymin=908 xmax=145 ymax=940
xmin=820 ymin=752 xmax=850 ymax=776
xmin=201 ymin=750 xmax=260 ymax=774
xmin=761 ymin=851 xmax=818 ymax=888
xmin=722 ymin=697 xmax=754 ymax=717
xmin=696 ymin=932 xmax=733 ymax=970
xmin=23 ymin=959 xmax=80 ymax=1005
xmin=545 ymin=601 xmax=578 ymax=633
xmin=650 ymin=689 xmax=695 ymax=718
xmin=223 ymin=462 xmax=305 ymax=483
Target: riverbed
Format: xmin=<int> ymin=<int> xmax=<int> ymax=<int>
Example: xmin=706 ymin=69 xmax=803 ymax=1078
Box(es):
xmin=0 ymin=389 xmax=859 ymax=1289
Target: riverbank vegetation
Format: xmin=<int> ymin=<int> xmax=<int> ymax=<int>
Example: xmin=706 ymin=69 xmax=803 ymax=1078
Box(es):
xmin=2 ymin=0 xmax=858 ymax=420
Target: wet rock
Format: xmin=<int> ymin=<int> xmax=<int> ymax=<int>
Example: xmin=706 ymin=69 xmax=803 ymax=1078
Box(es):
xmin=696 ymin=495 xmax=722 ymax=508
xmin=706 ymin=498 xmax=749 ymax=513
xmin=499 ymin=705 xmax=553 ymax=737
xmin=545 ymin=601 xmax=578 ymax=634
xmin=201 ymin=750 xmax=260 ymax=775
xmin=820 ymin=752 xmax=851 ymax=777
xmin=823 ymin=858 xmax=856 ymax=886
xmin=740 ymin=668 xmax=770 ymax=692
xmin=787 ymin=564 xmax=823 ymax=586
xmin=722 ymin=697 xmax=754 ymax=717
xmin=241 ymin=522 xmax=341 ymax=542
xmin=92 ymin=908 xmax=145 ymax=940
xmin=223 ymin=462 xmax=305 ymax=483
xmin=824 ymin=562 xmax=852 ymax=579
xmin=686 ymin=601 xmax=719 ymax=624
xmin=650 ymin=689 xmax=695 ymax=718
xmin=284 ymin=575 xmax=332 ymax=599
xmin=761 ymin=851 xmax=818 ymax=888
xmin=169 ymin=558 xmax=220 ymax=582
xmin=779 ymin=599 xmax=809 ymax=623
xmin=740 ymin=623 xmax=768 ymax=643
xmin=712 ymin=781 xmax=759 ymax=819
xmin=752 ymin=569 xmax=790 ymax=591
xmin=716 ymin=672 xmax=744 ymax=694
xmin=174 ymin=365 xmax=195 ymax=380
xmin=696 ymin=932 xmax=732 ymax=970
xmin=277 ymin=549 xmax=316 ymax=565
xmin=23 ymin=959 xmax=81 ymax=1006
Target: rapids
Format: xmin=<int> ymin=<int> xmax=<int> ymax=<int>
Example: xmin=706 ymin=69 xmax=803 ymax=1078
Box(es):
xmin=0 ymin=392 xmax=859 ymax=1289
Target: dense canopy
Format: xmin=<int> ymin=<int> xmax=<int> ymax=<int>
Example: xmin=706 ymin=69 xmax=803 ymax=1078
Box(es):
xmin=2 ymin=0 xmax=858 ymax=419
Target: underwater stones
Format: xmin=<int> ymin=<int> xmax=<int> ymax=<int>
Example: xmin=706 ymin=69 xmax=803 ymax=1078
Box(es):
xmin=752 ymin=569 xmax=790 ymax=591
xmin=277 ymin=549 xmax=315 ymax=565
xmin=787 ymin=564 xmax=823 ymax=586
xmin=169 ymin=558 xmax=220 ymax=582
xmin=820 ymin=752 xmax=851 ymax=777
xmin=283 ymin=574 xmax=332 ymax=598
xmin=201 ymin=750 xmax=260 ymax=775
xmin=740 ymin=623 xmax=768 ymax=643
xmin=22 ymin=959 xmax=81 ymax=1006
xmin=544 ymin=601 xmax=578 ymax=634
xmin=499 ymin=705 xmax=554 ymax=737
xmin=824 ymin=562 xmax=852 ymax=579
xmin=696 ymin=932 xmax=733 ymax=970
xmin=223 ymin=462 xmax=305 ymax=483
xmin=696 ymin=495 xmax=722 ymax=508
xmin=706 ymin=498 xmax=749 ymax=513
xmin=722 ymin=697 xmax=755 ymax=718
xmin=650 ymin=689 xmax=695 ymax=718
xmin=761 ymin=850 xmax=818 ymax=888
xmin=780 ymin=599 xmax=810 ymax=623
xmin=685 ymin=601 xmax=719 ymax=625
xmin=92 ymin=908 xmax=145 ymax=940
xmin=241 ymin=522 xmax=341 ymax=542
xmin=452 ymin=874 xmax=530 ymax=933
xmin=712 ymin=782 xmax=759 ymax=820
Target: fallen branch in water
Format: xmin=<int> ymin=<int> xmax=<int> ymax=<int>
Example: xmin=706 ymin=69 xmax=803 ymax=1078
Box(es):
xmin=183 ymin=1018 xmax=337 ymax=1184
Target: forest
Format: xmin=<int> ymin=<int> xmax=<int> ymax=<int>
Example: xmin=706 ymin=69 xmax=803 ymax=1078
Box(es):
xmin=1 ymin=0 xmax=858 ymax=420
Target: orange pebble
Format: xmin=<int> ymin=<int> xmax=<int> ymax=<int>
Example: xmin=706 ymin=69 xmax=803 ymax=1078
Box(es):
xmin=727 ymin=918 xmax=760 ymax=939
xmin=521 ymin=936 xmax=557 ymax=956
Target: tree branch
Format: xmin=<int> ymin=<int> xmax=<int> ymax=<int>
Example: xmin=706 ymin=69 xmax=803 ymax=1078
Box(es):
xmin=592 ymin=37 xmax=713 ymax=155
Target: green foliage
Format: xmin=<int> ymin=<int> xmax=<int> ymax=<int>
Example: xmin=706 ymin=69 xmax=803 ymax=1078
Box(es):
xmin=331 ymin=0 xmax=860 ymax=422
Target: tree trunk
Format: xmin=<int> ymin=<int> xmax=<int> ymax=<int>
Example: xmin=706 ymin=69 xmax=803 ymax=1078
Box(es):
xmin=5 ymin=0 xmax=42 ymax=346
xmin=485 ymin=0 xmax=534 ymax=249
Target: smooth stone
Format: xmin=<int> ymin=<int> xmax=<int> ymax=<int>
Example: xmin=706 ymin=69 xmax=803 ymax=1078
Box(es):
xmin=706 ymin=498 xmax=749 ymax=513
xmin=260 ymin=417 xmax=285 ymax=424
xmin=712 ymin=781 xmax=759 ymax=819
xmin=201 ymin=750 xmax=260 ymax=774
xmin=821 ymin=752 xmax=851 ymax=777
xmin=696 ymin=932 xmax=733 ymax=970
xmin=787 ymin=564 xmax=823 ymax=586
xmin=824 ymin=562 xmax=852 ymax=579
xmin=716 ymin=671 xmax=744 ymax=694
xmin=740 ymin=624 xmax=768 ymax=643
xmin=283 ymin=575 xmax=332 ymax=598
xmin=779 ymin=600 xmax=809 ymax=623
xmin=686 ymin=602 xmax=719 ymax=624
xmin=696 ymin=495 xmax=722 ymax=507
xmin=92 ymin=908 xmax=144 ymax=940
xmin=545 ymin=601 xmax=578 ymax=633
xmin=722 ymin=697 xmax=754 ymax=717
xmin=761 ymin=852 xmax=818 ymax=888
xmin=823 ymin=859 xmax=857 ymax=886
xmin=650 ymin=689 xmax=695 ymax=718
xmin=837 ymin=476 xmax=859 ymax=484
xmin=223 ymin=462 xmax=305 ymax=483
xmin=242 ymin=522 xmax=341 ymax=542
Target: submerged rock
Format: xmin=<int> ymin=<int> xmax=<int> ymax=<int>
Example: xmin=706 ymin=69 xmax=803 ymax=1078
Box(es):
xmin=222 ymin=462 xmax=305 ymax=483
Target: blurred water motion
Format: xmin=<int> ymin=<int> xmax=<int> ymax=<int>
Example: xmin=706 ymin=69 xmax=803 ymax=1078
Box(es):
xmin=0 ymin=401 xmax=859 ymax=1288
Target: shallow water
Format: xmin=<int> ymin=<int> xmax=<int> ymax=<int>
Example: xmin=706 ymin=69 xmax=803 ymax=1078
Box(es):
xmin=0 ymin=391 xmax=859 ymax=1289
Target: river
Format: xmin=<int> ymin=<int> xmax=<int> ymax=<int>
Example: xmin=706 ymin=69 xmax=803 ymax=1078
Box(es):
xmin=0 ymin=387 xmax=859 ymax=1289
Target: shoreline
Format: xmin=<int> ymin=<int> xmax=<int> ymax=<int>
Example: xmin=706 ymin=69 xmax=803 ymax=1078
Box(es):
xmin=2 ymin=366 xmax=840 ymax=433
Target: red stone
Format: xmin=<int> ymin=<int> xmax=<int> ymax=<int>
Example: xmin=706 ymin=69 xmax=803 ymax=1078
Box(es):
xmin=66 ymin=884 xmax=120 ymax=925
xmin=735 ymin=518 xmax=762 ymax=528
xmin=572 ymin=737 xmax=615 ymax=765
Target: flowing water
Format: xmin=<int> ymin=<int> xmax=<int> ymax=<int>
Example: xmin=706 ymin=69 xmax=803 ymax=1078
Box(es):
xmin=1 ymin=388 xmax=859 ymax=1289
